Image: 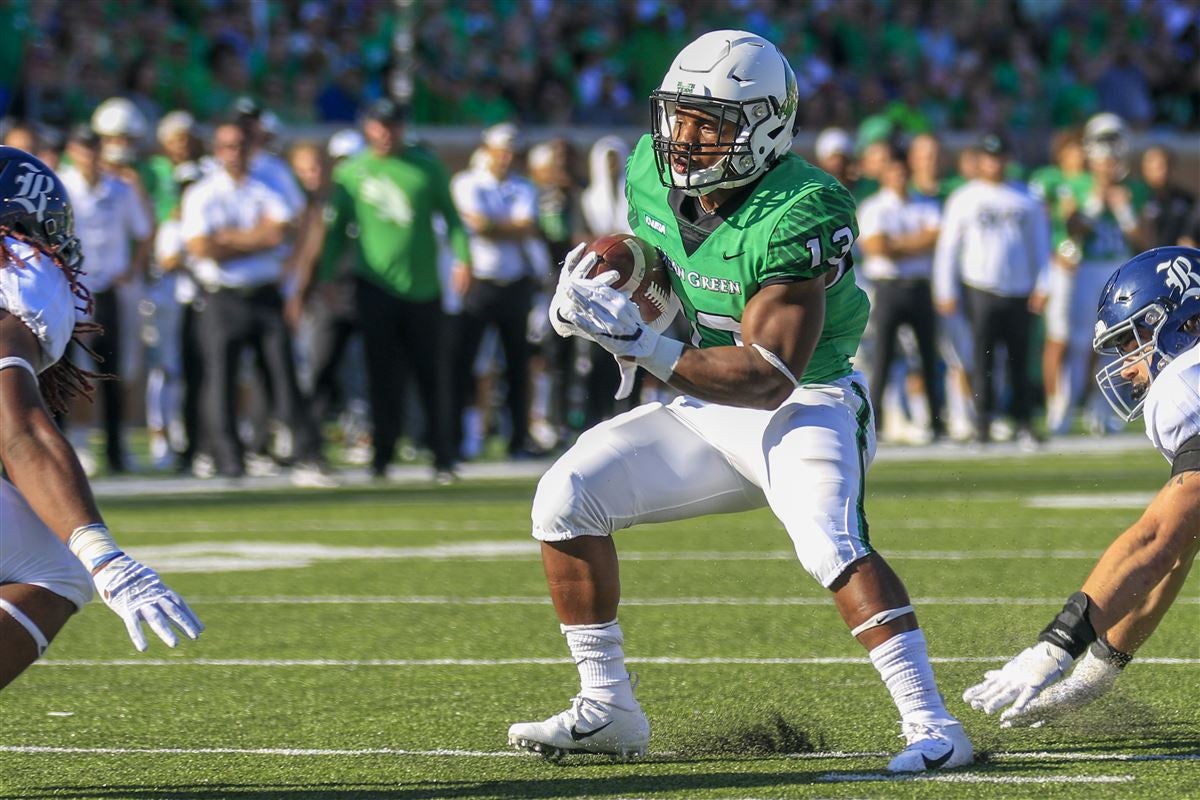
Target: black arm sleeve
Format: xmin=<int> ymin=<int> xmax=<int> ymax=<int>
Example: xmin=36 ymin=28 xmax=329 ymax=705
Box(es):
xmin=1171 ymin=433 xmax=1200 ymax=477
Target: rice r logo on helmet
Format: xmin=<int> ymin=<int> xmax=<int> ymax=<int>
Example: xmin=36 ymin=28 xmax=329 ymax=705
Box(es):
xmin=1157 ymin=256 xmax=1200 ymax=299
xmin=12 ymin=163 xmax=54 ymax=222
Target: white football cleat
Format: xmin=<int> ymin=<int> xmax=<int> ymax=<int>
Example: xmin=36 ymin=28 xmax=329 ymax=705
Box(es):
xmin=508 ymin=695 xmax=650 ymax=760
xmin=887 ymin=721 xmax=973 ymax=772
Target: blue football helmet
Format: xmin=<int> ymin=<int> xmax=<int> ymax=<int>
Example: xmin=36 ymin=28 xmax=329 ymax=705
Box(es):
xmin=1093 ymin=246 xmax=1200 ymax=420
xmin=0 ymin=145 xmax=83 ymax=270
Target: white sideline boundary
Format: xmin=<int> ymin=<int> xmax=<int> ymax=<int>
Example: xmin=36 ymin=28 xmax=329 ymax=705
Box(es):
xmin=34 ymin=656 xmax=1200 ymax=667
xmin=0 ymin=744 xmax=1195 ymax=765
xmin=186 ymin=594 xmax=1200 ymax=607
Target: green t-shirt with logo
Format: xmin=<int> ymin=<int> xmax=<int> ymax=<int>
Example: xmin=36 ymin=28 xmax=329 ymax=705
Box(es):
xmin=625 ymin=135 xmax=869 ymax=386
xmin=324 ymin=147 xmax=471 ymax=301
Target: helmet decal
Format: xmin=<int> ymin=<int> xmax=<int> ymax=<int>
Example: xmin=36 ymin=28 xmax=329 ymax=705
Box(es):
xmin=1157 ymin=255 xmax=1200 ymax=299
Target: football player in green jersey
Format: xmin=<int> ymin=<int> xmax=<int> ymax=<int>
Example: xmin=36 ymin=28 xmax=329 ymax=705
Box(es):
xmin=508 ymin=30 xmax=973 ymax=771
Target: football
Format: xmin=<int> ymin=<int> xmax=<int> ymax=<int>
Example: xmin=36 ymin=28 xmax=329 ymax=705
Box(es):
xmin=583 ymin=233 xmax=674 ymax=329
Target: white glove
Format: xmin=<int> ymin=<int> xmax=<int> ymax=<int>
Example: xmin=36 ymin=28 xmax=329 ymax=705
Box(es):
xmin=548 ymin=242 xmax=599 ymax=340
xmin=963 ymin=641 xmax=1075 ymax=716
xmin=998 ymin=649 xmax=1121 ymax=728
xmin=92 ymin=555 xmax=204 ymax=652
xmin=562 ymin=272 xmax=651 ymax=355
xmin=614 ymin=356 xmax=637 ymax=400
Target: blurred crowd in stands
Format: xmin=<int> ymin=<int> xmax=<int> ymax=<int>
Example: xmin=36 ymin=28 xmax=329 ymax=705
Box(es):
xmin=3 ymin=0 xmax=1200 ymax=484
xmin=5 ymin=0 xmax=1199 ymax=135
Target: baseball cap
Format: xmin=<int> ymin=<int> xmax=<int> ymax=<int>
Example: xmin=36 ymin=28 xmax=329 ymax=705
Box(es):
xmin=67 ymin=123 xmax=101 ymax=149
xmin=482 ymin=122 xmax=518 ymax=149
xmin=814 ymin=127 xmax=853 ymax=161
xmin=157 ymin=110 xmax=196 ymax=143
xmin=364 ymin=97 xmax=408 ymax=124
xmin=328 ymin=128 xmax=365 ymax=160
xmin=232 ymin=96 xmax=263 ymax=120
xmin=978 ymin=131 xmax=1010 ymax=157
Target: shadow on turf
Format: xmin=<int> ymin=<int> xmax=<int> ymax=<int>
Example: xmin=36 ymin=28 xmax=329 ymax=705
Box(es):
xmin=0 ymin=771 xmax=887 ymax=800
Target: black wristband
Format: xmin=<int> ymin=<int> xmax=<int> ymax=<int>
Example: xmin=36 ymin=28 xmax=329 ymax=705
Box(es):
xmin=1090 ymin=638 xmax=1134 ymax=669
xmin=1037 ymin=591 xmax=1098 ymax=659
xmin=1171 ymin=433 xmax=1200 ymax=477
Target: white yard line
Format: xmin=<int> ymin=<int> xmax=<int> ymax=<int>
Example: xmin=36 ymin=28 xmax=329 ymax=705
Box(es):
xmin=185 ymin=594 xmax=1200 ymax=607
xmin=113 ymin=517 xmax=1114 ymax=535
xmin=34 ymin=656 xmax=1200 ymax=667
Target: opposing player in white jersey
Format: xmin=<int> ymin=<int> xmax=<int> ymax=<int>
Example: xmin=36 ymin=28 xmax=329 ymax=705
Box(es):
xmin=0 ymin=146 xmax=202 ymax=689
xmin=507 ymin=31 xmax=972 ymax=771
xmin=965 ymin=246 xmax=1200 ymax=725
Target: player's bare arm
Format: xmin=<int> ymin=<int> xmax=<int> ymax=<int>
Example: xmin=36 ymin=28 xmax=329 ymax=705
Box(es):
xmin=665 ymin=278 xmax=825 ymax=410
xmin=1082 ymin=468 xmax=1200 ymax=652
xmin=0 ymin=311 xmax=105 ymax=539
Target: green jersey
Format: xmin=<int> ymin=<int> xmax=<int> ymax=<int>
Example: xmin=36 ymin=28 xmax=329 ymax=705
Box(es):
xmin=1064 ymin=175 xmax=1149 ymax=262
xmin=625 ymin=135 xmax=869 ymax=386
xmin=1028 ymin=165 xmax=1090 ymax=247
xmin=324 ymin=147 xmax=471 ymax=302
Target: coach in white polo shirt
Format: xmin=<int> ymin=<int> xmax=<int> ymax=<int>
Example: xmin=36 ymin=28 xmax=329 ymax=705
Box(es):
xmin=182 ymin=121 xmax=325 ymax=480
xmin=449 ymin=123 xmax=548 ymax=458
xmin=934 ymin=132 xmax=1050 ymax=447
xmin=858 ymin=146 xmax=945 ymax=440
xmin=59 ymin=124 xmax=153 ymax=473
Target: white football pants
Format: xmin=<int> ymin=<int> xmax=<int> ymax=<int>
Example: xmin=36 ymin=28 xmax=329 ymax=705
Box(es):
xmin=0 ymin=479 xmax=93 ymax=610
xmin=532 ymin=373 xmax=877 ymax=587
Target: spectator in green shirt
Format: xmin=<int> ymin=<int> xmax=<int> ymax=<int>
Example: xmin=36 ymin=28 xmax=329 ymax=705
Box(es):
xmin=317 ymin=98 xmax=471 ymax=482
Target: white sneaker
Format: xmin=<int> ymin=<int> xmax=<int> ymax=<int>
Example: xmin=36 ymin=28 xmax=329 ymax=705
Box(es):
xmin=291 ymin=462 xmax=339 ymax=489
xmin=245 ymin=454 xmax=280 ymax=477
xmin=508 ymin=696 xmax=650 ymax=760
xmin=887 ymin=721 xmax=973 ymax=772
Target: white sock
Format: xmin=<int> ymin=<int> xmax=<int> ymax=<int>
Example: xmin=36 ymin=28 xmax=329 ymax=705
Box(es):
xmin=562 ymin=620 xmax=636 ymax=710
xmin=869 ymin=629 xmax=956 ymax=726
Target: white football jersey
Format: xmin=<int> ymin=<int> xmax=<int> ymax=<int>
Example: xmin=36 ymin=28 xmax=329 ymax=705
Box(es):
xmin=1143 ymin=343 xmax=1200 ymax=463
xmin=0 ymin=237 xmax=80 ymax=372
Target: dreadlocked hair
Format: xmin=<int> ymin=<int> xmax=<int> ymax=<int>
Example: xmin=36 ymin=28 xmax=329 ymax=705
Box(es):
xmin=0 ymin=233 xmax=110 ymax=415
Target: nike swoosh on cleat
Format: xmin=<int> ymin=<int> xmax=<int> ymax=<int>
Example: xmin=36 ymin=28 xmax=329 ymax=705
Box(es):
xmin=570 ymin=720 xmax=614 ymax=741
xmin=922 ymin=747 xmax=954 ymax=769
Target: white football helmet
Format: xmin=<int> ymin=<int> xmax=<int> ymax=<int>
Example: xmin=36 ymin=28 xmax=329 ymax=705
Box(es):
xmin=91 ymin=97 xmax=148 ymax=140
xmin=651 ymin=30 xmax=798 ymax=196
xmin=1083 ymin=112 xmax=1129 ymax=162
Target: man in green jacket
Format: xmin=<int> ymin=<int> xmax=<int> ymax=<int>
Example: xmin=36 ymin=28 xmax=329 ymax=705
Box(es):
xmin=318 ymin=98 xmax=472 ymax=481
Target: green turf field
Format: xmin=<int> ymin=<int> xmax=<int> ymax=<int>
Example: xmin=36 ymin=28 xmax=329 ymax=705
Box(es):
xmin=2 ymin=447 xmax=1197 ymax=799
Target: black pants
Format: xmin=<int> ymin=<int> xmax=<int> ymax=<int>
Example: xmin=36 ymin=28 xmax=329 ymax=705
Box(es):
xmin=449 ymin=277 xmax=533 ymax=456
xmin=869 ymin=278 xmax=944 ymax=437
xmin=306 ymin=279 xmax=360 ymax=425
xmin=964 ymin=285 xmax=1033 ymax=434
xmin=90 ymin=288 xmax=126 ymax=472
xmin=355 ymin=278 xmax=454 ymax=473
xmin=196 ymin=285 xmax=320 ymax=476
xmin=178 ymin=301 xmax=204 ymax=466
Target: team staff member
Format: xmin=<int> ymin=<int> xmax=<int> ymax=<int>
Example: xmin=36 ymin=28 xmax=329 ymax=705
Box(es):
xmin=59 ymin=125 xmax=153 ymax=473
xmin=933 ymin=132 xmax=1050 ymax=447
xmin=450 ymin=123 xmax=548 ymax=459
xmin=319 ymin=98 xmax=471 ymax=481
xmin=182 ymin=121 xmax=329 ymax=484
xmin=858 ymin=148 xmax=945 ymax=440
